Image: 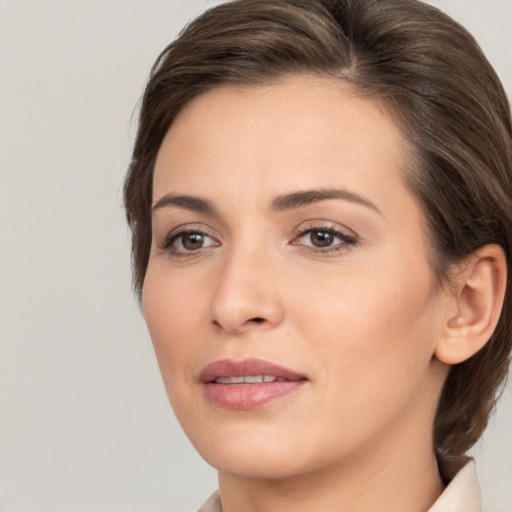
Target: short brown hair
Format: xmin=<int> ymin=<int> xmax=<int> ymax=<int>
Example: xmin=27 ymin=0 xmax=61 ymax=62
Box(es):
xmin=124 ymin=0 xmax=512 ymax=455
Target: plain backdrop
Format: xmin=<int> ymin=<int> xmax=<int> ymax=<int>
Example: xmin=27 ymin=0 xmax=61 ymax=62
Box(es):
xmin=0 ymin=1 xmax=511 ymax=511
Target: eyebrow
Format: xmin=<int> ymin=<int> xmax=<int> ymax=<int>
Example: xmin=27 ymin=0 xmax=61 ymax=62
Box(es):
xmin=152 ymin=194 xmax=218 ymax=215
xmin=152 ymin=187 xmax=380 ymax=216
xmin=271 ymin=188 xmax=381 ymax=214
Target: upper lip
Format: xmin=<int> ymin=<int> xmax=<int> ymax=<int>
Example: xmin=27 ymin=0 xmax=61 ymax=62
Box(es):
xmin=199 ymin=358 xmax=307 ymax=383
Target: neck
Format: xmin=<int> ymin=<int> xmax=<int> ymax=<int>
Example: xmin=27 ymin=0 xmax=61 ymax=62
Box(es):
xmin=218 ymin=412 xmax=444 ymax=512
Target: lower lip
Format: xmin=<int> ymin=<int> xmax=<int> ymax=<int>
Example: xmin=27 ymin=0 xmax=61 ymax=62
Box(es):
xmin=203 ymin=381 xmax=306 ymax=409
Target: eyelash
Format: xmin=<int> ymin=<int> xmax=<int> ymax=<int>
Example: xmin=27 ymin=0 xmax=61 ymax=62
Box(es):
xmin=160 ymin=224 xmax=357 ymax=258
xmin=291 ymin=225 xmax=357 ymax=254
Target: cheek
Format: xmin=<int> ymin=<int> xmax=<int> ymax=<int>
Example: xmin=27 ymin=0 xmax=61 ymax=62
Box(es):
xmin=286 ymin=267 xmax=441 ymax=453
xmin=142 ymin=268 xmax=207 ymax=387
xmin=292 ymin=261 xmax=439 ymax=392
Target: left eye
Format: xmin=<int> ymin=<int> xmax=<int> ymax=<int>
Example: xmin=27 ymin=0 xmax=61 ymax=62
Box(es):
xmin=295 ymin=228 xmax=355 ymax=250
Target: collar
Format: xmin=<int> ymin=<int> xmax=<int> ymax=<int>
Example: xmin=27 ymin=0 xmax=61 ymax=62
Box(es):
xmin=198 ymin=490 xmax=221 ymax=512
xmin=428 ymin=456 xmax=481 ymax=512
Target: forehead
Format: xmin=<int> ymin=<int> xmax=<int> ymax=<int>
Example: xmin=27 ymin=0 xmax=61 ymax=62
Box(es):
xmin=153 ymin=75 xmax=413 ymax=214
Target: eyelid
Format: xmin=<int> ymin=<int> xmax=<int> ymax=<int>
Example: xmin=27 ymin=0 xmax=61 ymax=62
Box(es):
xmin=160 ymin=222 xmax=217 ymax=242
xmin=292 ymin=220 xmax=357 ymax=240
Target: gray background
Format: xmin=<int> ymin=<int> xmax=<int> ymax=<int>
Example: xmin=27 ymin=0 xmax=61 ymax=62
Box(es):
xmin=0 ymin=0 xmax=510 ymax=510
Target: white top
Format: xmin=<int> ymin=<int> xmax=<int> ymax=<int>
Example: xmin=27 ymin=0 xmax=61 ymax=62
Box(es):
xmin=197 ymin=458 xmax=481 ymax=512
xmin=429 ymin=458 xmax=481 ymax=512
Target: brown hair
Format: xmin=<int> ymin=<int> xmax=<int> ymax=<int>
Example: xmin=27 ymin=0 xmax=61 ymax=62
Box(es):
xmin=124 ymin=0 xmax=512 ymax=455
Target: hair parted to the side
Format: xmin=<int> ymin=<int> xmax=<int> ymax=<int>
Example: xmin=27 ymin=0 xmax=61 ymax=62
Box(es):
xmin=124 ymin=0 xmax=512 ymax=455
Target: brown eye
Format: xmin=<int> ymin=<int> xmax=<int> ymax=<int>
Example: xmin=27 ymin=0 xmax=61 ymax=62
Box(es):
xmin=164 ymin=230 xmax=219 ymax=255
xmin=293 ymin=226 xmax=356 ymax=254
xmin=309 ymin=230 xmax=335 ymax=247
xmin=181 ymin=232 xmax=205 ymax=250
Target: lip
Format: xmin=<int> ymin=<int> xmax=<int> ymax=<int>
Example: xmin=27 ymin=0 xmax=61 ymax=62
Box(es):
xmin=199 ymin=358 xmax=308 ymax=410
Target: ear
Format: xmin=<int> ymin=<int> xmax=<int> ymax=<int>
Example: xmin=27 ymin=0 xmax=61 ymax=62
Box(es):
xmin=435 ymin=244 xmax=507 ymax=365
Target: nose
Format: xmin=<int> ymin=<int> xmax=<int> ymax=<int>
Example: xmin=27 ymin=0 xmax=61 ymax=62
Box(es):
xmin=209 ymin=247 xmax=285 ymax=335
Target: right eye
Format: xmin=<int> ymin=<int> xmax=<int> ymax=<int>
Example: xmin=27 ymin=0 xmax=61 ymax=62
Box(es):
xmin=163 ymin=230 xmax=219 ymax=256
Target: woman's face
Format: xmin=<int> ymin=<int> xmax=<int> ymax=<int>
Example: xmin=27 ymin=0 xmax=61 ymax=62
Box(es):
xmin=143 ymin=76 xmax=450 ymax=479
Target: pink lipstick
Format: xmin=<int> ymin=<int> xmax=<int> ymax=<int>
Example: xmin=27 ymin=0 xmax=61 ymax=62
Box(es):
xmin=199 ymin=358 xmax=307 ymax=410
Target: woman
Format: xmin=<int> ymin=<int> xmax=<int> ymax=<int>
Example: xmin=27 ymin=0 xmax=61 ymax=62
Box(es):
xmin=124 ymin=0 xmax=512 ymax=510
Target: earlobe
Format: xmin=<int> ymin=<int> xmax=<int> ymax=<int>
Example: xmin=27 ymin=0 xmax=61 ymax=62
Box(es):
xmin=435 ymin=244 xmax=507 ymax=365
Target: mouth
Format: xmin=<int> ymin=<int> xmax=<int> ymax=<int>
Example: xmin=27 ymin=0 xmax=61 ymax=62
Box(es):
xmin=214 ymin=375 xmax=295 ymax=384
xmin=199 ymin=358 xmax=308 ymax=410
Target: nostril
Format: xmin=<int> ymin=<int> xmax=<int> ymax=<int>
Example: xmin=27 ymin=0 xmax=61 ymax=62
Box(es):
xmin=210 ymin=314 xmax=268 ymax=334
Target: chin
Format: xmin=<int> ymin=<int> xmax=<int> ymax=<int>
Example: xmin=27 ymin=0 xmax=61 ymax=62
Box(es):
xmin=186 ymin=420 xmax=333 ymax=480
xmin=202 ymin=446 xmax=310 ymax=480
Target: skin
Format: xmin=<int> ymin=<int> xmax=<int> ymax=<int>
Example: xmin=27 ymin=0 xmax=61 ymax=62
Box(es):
xmin=143 ymin=76 xmax=467 ymax=511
